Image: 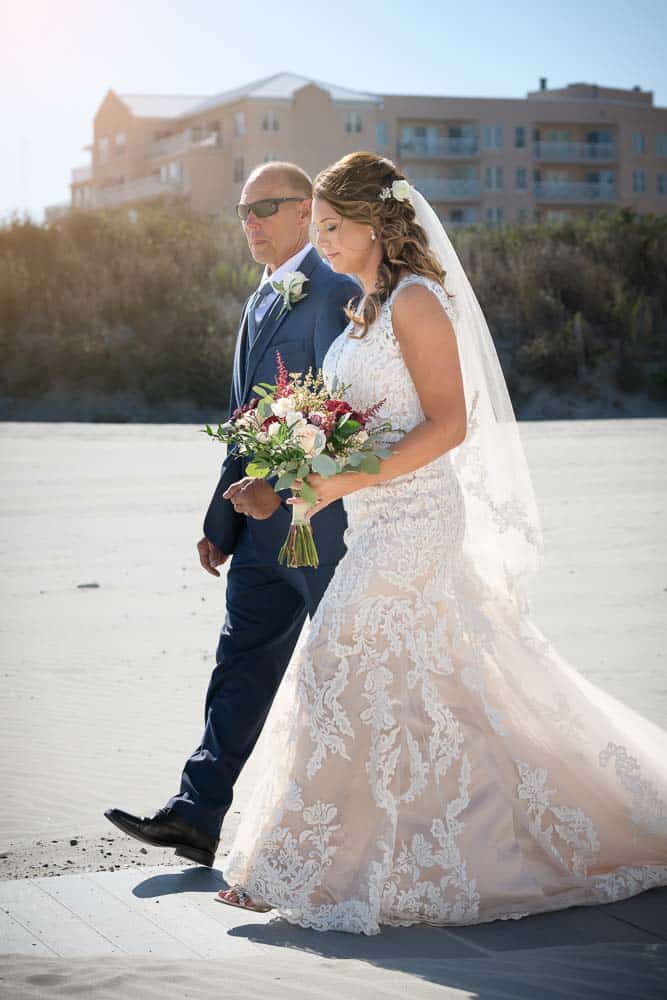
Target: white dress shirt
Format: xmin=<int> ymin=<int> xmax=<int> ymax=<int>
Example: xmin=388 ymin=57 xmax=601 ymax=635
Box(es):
xmin=254 ymin=242 xmax=314 ymax=324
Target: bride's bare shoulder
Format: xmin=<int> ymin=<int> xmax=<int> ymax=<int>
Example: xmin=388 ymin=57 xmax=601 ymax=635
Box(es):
xmin=390 ymin=277 xmax=455 ymax=350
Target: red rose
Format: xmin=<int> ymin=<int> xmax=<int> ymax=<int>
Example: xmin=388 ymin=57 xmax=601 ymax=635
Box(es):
xmin=325 ymin=399 xmax=352 ymax=414
xmin=261 ymin=414 xmax=280 ymax=431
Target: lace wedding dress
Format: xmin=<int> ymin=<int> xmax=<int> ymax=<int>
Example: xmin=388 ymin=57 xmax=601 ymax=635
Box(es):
xmin=223 ymin=274 xmax=667 ymax=934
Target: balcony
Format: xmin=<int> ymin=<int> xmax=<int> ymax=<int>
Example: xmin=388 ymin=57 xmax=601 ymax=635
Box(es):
xmin=533 ymin=141 xmax=616 ymax=163
xmin=90 ymin=175 xmax=186 ymax=208
xmin=534 ymin=181 xmax=616 ymax=203
xmin=398 ymin=136 xmax=479 ymax=159
xmin=148 ymin=128 xmax=221 ymax=159
xmin=412 ymin=179 xmax=481 ymax=202
xmin=71 ymin=165 xmax=92 ymax=184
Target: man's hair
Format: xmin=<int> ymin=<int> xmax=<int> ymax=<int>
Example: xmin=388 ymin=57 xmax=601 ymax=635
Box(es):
xmin=246 ymin=161 xmax=313 ymax=198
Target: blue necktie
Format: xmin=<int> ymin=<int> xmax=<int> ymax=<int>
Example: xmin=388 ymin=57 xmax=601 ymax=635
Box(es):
xmin=246 ymin=282 xmax=274 ymax=353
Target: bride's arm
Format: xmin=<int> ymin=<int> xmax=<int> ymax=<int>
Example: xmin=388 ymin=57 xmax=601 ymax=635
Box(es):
xmin=293 ymin=283 xmax=467 ymax=511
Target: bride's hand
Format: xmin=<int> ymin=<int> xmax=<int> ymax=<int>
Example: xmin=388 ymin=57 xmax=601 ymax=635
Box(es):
xmin=287 ymin=472 xmax=355 ymax=520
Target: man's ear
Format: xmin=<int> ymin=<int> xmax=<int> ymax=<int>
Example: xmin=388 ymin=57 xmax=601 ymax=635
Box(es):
xmin=297 ymin=197 xmax=313 ymax=226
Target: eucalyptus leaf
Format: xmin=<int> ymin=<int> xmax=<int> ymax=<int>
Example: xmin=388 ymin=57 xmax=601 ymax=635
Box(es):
xmin=311 ymin=452 xmax=338 ymax=477
xmin=346 ymin=452 xmax=364 ymax=467
xmin=360 ymin=454 xmax=381 ymax=475
xmin=297 ymin=463 xmax=310 ymax=478
xmin=299 ymin=481 xmax=317 ymax=504
xmin=275 ymin=472 xmax=296 ymax=490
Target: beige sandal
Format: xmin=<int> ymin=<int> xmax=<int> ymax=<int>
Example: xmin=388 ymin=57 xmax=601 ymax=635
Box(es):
xmin=215 ymin=885 xmax=273 ymax=913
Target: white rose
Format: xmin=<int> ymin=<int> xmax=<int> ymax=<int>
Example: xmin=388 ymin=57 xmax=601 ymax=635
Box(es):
xmin=294 ymin=423 xmax=326 ymax=457
xmin=285 ymin=271 xmax=306 ymax=295
xmin=392 ymin=179 xmax=412 ymax=202
xmin=356 ymin=429 xmax=369 ymax=443
xmin=256 ymin=430 xmax=269 ymax=443
xmin=271 ymin=395 xmax=296 ymax=418
xmin=285 ymin=409 xmax=304 ymax=428
xmin=268 ymin=421 xmax=281 ymax=436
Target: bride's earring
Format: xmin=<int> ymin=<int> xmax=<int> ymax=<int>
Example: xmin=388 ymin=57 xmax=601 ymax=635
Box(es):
xmin=370 ymin=231 xmax=377 ymax=241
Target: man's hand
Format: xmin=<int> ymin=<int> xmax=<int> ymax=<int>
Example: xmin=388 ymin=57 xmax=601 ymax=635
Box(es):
xmin=223 ymin=477 xmax=282 ymax=519
xmin=197 ymin=537 xmax=229 ymax=577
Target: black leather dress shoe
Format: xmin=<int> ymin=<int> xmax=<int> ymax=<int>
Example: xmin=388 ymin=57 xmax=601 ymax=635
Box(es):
xmin=104 ymin=806 xmax=218 ymax=867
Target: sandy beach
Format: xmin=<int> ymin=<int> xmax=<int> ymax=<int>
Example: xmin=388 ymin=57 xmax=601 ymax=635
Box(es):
xmin=1 ymin=418 xmax=666 ymax=998
xmin=0 ymin=417 xmax=666 ymax=873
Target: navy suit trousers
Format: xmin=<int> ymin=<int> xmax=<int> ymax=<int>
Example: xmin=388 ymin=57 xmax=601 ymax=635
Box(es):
xmin=166 ymin=524 xmax=336 ymax=839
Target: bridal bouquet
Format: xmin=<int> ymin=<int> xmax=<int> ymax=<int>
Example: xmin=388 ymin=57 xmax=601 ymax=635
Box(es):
xmin=204 ymin=350 xmax=401 ymax=567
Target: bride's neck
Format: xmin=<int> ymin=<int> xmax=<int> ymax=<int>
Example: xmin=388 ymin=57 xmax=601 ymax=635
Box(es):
xmin=357 ymin=265 xmax=412 ymax=298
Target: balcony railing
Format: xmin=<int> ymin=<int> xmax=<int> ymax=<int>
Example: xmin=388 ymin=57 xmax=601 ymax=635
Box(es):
xmin=533 ymin=141 xmax=616 ymax=163
xmin=398 ymin=136 xmax=479 ymax=159
xmin=534 ymin=181 xmax=617 ymax=203
xmin=412 ymin=179 xmax=481 ymax=201
xmin=71 ymin=165 xmax=92 ymax=184
xmin=90 ymin=175 xmax=186 ymax=207
xmin=148 ymin=128 xmax=222 ymax=159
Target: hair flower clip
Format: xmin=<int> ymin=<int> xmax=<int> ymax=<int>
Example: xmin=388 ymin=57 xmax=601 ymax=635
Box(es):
xmin=379 ymin=179 xmax=412 ymax=203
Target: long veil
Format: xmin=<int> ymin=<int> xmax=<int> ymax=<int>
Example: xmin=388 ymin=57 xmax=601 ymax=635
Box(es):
xmin=409 ymin=185 xmax=544 ymax=617
xmin=227 ymin=189 xmax=548 ymax=857
xmin=225 ymin=186 xmax=667 ymax=902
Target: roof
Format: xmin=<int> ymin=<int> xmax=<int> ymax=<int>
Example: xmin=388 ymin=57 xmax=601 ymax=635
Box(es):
xmin=117 ymin=73 xmax=382 ymax=121
xmin=117 ymin=93 xmax=210 ymax=119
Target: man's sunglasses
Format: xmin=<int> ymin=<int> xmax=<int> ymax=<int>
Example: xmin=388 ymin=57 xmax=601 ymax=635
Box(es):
xmin=236 ymin=197 xmax=306 ymax=221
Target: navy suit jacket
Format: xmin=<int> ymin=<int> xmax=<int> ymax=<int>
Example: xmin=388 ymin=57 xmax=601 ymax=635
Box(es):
xmin=204 ymin=247 xmax=360 ymax=577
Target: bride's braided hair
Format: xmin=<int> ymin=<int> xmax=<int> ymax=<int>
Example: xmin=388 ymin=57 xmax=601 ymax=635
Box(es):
xmin=313 ymin=151 xmax=452 ymax=337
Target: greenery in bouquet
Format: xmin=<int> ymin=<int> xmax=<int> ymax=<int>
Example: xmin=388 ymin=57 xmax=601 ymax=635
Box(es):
xmin=203 ymin=350 xmax=403 ymax=567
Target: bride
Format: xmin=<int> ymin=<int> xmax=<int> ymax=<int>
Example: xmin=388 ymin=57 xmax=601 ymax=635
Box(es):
xmin=215 ymin=151 xmax=667 ymax=933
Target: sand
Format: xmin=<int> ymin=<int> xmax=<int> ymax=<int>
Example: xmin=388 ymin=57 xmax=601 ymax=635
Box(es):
xmin=1 ymin=418 xmax=666 ymax=870
xmin=1 ymin=419 xmax=666 ymax=998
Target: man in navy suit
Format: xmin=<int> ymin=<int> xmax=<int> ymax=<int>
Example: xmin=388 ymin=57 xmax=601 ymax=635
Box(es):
xmin=105 ymin=162 xmax=359 ymax=866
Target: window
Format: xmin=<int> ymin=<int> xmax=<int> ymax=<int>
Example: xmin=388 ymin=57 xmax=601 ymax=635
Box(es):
xmin=345 ymin=111 xmax=362 ymax=133
xmin=631 ymin=132 xmax=646 ymax=154
xmin=517 ymin=207 xmax=529 ymax=223
xmin=545 ymin=129 xmax=571 ymax=143
xmin=632 ymin=169 xmax=645 ymax=193
xmin=262 ymin=110 xmax=279 ymax=131
xmin=586 ymin=129 xmax=611 ymax=144
xmin=483 ymin=124 xmax=502 ymax=149
xmin=516 ymin=166 xmax=527 ymax=191
xmin=115 ymin=132 xmax=126 ymax=156
xmin=97 ymin=136 xmax=109 ymax=163
xmin=168 ymin=160 xmax=182 ymax=183
xmin=485 ymin=206 xmax=503 ymax=224
xmin=484 ymin=165 xmax=503 ymax=191
xmin=233 ymin=156 xmax=245 ymax=182
xmin=376 ymin=121 xmax=388 ymax=147
xmin=234 ymin=112 xmax=246 ymax=137
xmin=657 ymin=135 xmax=667 ymax=157
xmin=658 ymin=174 xmax=667 ymax=195
xmin=449 ymin=207 xmax=477 ymax=225
xmin=514 ymin=126 xmax=526 ymax=149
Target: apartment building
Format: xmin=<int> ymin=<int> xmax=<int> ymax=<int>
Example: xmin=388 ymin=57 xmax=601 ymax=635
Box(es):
xmin=63 ymin=72 xmax=667 ymax=228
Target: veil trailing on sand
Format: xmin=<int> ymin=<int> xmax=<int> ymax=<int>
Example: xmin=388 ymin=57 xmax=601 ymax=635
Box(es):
xmin=409 ymin=185 xmax=544 ymax=616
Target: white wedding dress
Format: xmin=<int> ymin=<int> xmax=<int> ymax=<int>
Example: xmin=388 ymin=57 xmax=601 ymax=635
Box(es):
xmin=223 ymin=273 xmax=667 ymax=934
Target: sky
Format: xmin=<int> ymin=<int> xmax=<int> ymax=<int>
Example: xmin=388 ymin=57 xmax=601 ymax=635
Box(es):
xmin=1 ymin=0 xmax=666 ymax=221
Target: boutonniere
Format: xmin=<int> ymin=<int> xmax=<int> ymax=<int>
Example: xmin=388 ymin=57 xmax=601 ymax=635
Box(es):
xmin=271 ymin=271 xmax=309 ymax=319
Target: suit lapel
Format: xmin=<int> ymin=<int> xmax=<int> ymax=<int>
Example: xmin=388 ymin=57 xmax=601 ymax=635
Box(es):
xmin=233 ymin=296 xmax=253 ymax=408
xmin=242 ymin=247 xmax=322 ymax=401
